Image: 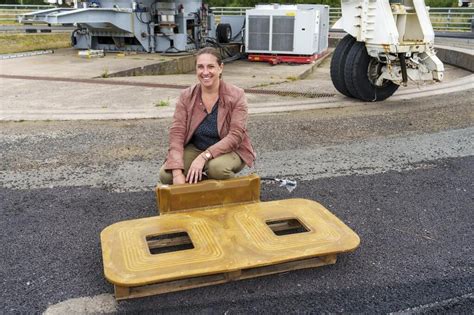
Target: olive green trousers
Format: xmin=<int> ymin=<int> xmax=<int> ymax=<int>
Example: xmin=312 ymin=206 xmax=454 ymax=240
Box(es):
xmin=159 ymin=144 xmax=245 ymax=184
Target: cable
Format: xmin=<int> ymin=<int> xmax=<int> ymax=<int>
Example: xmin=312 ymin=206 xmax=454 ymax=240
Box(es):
xmin=260 ymin=177 xmax=297 ymax=193
xmin=204 ymin=37 xmax=233 ymax=58
xmin=71 ymin=28 xmax=79 ymax=46
xmin=135 ymin=10 xmax=152 ymax=25
xmin=192 ymin=11 xmax=201 ymax=25
xmin=158 ymin=32 xmax=188 ymax=54
xmin=231 ymin=19 xmax=246 ymax=42
xmin=222 ymin=52 xmax=242 ymax=63
xmin=72 ymin=26 xmax=90 ymax=49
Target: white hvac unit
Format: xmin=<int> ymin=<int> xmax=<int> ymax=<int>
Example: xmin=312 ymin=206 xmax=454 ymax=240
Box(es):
xmin=245 ymin=4 xmax=329 ymax=55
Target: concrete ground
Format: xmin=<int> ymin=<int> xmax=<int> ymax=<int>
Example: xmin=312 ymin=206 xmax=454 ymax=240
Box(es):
xmin=0 ymin=45 xmax=473 ymax=121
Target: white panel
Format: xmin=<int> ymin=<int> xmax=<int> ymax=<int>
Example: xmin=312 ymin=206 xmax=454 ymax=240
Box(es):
xmin=341 ymin=0 xmax=399 ymax=45
xmin=413 ymin=0 xmax=435 ymax=43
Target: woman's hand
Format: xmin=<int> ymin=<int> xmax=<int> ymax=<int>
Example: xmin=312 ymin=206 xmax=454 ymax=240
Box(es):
xmin=186 ymin=155 xmax=206 ymax=184
xmin=173 ymin=173 xmax=186 ymax=185
xmin=172 ymin=169 xmax=186 ymax=185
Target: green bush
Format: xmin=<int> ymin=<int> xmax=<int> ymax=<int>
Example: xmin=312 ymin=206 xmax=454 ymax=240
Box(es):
xmin=0 ymin=0 xmax=459 ymax=8
xmin=208 ymin=0 xmax=341 ymax=7
xmin=207 ymin=0 xmax=459 ymax=7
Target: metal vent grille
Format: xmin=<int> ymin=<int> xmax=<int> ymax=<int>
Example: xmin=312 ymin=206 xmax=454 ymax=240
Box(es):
xmin=271 ymin=16 xmax=294 ymax=52
xmin=248 ymin=15 xmax=270 ymax=51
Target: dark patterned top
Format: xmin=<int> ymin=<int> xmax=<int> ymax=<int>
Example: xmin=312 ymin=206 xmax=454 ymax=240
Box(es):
xmin=191 ymin=101 xmax=220 ymax=150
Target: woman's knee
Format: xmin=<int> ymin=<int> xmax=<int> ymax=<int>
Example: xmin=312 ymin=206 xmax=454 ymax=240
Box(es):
xmin=206 ymin=161 xmax=235 ymax=180
xmin=159 ymin=166 xmax=173 ymax=184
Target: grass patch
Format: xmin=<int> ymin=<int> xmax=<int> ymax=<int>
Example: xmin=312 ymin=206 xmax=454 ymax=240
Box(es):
xmin=0 ymin=20 xmax=20 ymax=25
xmin=155 ymin=98 xmax=170 ymax=107
xmin=0 ymin=33 xmax=71 ymax=54
xmin=101 ymin=67 xmax=109 ymax=78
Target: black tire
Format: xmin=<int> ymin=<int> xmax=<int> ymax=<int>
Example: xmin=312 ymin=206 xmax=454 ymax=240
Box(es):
xmin=330 ymin=34 xmax=356 ymax=98
xmin=344 ymin=42 xmax=399 ymax=102
xmin=216 ymin=23 xmax=232 ymax=43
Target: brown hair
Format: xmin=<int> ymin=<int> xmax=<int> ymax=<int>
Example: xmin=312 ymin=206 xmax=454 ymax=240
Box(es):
xmin=195 ymin=47 xmax=223 ymax=65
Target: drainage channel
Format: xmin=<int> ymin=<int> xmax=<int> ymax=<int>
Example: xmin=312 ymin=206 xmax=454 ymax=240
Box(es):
xmin=0 ymin=74 xmax=336 ymax=99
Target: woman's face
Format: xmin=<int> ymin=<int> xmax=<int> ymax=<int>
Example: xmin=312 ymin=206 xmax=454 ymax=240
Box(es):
xmin=196 ymin=53 xmax=223 ymax=89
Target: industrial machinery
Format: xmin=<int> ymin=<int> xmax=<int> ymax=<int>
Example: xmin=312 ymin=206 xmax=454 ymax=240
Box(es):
xmin=20 ymin=0 xmax=228 ymax=53
xmin=245 ymin=4 xmax=329 ymax=56
xmin=330 ymin=0 xmax=445 ymax=101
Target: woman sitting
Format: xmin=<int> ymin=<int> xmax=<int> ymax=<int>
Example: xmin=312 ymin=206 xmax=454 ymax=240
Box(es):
xmin=159 ymin=47 xmax=256 ymax=185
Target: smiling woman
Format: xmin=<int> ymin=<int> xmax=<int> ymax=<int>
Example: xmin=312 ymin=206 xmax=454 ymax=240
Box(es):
xmin=158 ymin=47 xmax=256 ymax=185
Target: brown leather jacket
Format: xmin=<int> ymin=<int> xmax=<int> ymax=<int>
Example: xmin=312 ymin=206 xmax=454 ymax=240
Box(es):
xmin=164 ymin=80 xmax=256 ymax=170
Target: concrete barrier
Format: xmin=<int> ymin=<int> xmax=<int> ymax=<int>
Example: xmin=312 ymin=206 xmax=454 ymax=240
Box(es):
xmin=107 ymin=45 xmax=241 ymax=77
xmin=108 ymin=55 xmax=196 ymax=77
xmin=435 ymin=45 xmax=474 ymax=72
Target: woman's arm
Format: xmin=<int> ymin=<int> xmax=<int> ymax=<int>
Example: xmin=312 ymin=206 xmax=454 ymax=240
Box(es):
xmin=164 ymin=93 xmax=188 ymax=171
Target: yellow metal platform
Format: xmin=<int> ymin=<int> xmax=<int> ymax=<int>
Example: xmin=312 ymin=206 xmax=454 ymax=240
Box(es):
xmin=101 ymin=175 xmax=360 ymax=300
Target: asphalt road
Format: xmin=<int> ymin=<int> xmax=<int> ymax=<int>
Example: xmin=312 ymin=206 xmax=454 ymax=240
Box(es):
xmin=1 ymin=90 xmax=473 ymax=313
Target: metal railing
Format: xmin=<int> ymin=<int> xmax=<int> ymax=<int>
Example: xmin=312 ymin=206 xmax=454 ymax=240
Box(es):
xmin=0 ymin=4 xmax=54 ymax=10
xmin=0 ymin=5 xmax=472 ymax=32
xmin=211 ymin=6 xmax=342 ymax=24
xmin=0 ymin=4 xmax=54 ymax=22
xmin=211 ymin=7 xmax=250 ymax=16
xmin=211 ymin=6 xmax=473 ymax=32
xmin=430 ymin=7 xmax=474 ymax=31
xmin=329 ymin=7 xmax=342 ymax=26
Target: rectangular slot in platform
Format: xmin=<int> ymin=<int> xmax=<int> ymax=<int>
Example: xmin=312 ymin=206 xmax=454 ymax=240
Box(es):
xmin=146 ymin=232 xmax=194 ymax=255
xmin=266 ymin=218 xmax=310 ymax=236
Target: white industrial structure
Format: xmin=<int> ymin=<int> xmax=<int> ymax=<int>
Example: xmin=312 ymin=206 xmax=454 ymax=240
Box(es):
xmin=331 ymin=0 xmax=445 ymax=101
xmin=245 ymin=4 xmax=329 ymax=56
xmin=20 ymin=0 xmax=222 ymax=53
